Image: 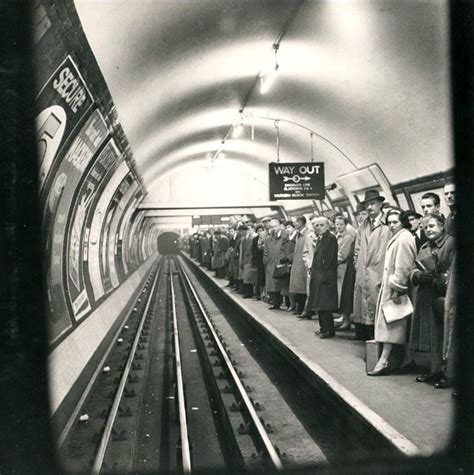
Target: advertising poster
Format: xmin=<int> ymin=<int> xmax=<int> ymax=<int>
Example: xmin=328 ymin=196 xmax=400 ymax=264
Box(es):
xmin=66 ymin=139 xmax=121 ymax=320
xmin=35 ymin=55 xmax=94 ymax=197
xmin=106 ymin=176 xmax=132 ymax=290
xmin=44 ymin=110 xmax=108 ymax=341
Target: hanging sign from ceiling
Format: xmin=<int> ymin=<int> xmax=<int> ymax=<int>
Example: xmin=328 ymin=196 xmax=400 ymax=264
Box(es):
xmin=269 ymin=162 xmax=325 ymax=200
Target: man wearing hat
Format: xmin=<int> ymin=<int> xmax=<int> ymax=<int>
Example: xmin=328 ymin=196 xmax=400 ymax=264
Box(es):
xmin=353 ymin=189 xmax=391 ymax=341
xmin=406 ymin=210 xmax=427 ymax=252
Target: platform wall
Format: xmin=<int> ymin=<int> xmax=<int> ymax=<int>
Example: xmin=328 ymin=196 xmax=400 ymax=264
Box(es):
xmin=33 ymin=0 xmax=156 ymax=347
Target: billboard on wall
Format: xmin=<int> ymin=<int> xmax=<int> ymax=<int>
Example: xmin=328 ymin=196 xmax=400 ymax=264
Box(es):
xmin=66 ymin=139 xmax=121 ymax=320
xmin=35 ymin=55 xmax=94 ymax=196
xmin=44 ymin=109 xmax=108 ymax=341
xmin=269 ymin=162 xmax=325 ymax=200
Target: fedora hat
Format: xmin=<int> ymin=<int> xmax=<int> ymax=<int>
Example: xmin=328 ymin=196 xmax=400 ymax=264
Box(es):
xmin=361 ymin=189 xmax=385 ymax=205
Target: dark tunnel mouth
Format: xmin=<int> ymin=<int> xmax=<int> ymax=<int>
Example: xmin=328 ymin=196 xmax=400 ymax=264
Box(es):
xmin=157 ymin=232 xmax=180 ymax=255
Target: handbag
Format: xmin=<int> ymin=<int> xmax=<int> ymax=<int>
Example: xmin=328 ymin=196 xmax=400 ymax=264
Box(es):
xmin=249 ymin=267 xmax=258 ymax=285
xmin=382 ymin=294 xmax=413 ymax=323
xmin=273 ymin=263 xmax=291 ymax=279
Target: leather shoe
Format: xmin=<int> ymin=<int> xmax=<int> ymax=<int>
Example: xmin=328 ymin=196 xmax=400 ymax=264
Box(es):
xmin=434 ymin=377 xmax=453 ymax=389
xmin=296 ymin=313 xmax=312 ymax=319
xmin=268 ymin=305 xmax=281 ymax=310
xmin=415 ymin=372 xmax=443 ymax=384
xmin=319 ymin=331 xmax=335 ymax=339
xmin=367 ymin=362 xmax=390 ymax=376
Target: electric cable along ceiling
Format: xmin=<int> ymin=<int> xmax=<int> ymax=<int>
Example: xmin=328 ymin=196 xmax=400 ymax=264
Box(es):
xmin=75 ymin=0 xmax=452 ymax=209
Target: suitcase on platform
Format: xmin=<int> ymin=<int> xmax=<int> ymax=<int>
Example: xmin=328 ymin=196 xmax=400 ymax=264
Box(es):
xmin=365 ymin=339 xmax=381 ymax=373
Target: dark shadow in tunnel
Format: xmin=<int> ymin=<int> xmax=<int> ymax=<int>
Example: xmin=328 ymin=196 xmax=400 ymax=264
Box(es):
xmin=157 ymin=232 xmax=180 ymax=255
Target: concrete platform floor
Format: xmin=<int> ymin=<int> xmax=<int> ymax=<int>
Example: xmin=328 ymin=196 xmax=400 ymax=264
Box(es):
xmin=185 ymin=255 xmax=454 ymax=458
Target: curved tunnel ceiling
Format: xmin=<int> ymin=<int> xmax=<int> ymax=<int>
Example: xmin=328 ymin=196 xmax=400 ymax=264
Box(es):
xmin=75 ymin=0 xmax=452 ymax=205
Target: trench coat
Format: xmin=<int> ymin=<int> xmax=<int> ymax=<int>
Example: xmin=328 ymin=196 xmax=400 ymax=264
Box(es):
xmin=353 ymin=216 xmax=391 ymax=325
xmin=231 ymin=233 xmax=241 ymax=280
xmin=212 ymin=234 xmax=229 ymax=269
xmin=289 ymin=227 xmax=309 ymax=294
xmin=374 ymin=229 xmax=416 ymax=344
xmin=263 ymin=230 xmax=288 ymax=292
xmin=240 ymin=233 xmax=255 ymax=284
xmin=409 ymin=232 xmax=456 ymax=353
xmin=336 ymin=230 xmax=355 ymax=300
xmin=252 ymin=235 xmax=265 ymax=288
xmin=443 ymin=260 xmax=457 ymax=360
xmin=307 ymin=231 xmax=338 ymax=312
xmin=278 ymin=231 xmax=295 ymax=296
xmin=339 ymin=240 xmax=356 ymax=314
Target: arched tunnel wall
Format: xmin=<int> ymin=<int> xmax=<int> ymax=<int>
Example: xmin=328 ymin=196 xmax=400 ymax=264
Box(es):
xmin=34 ymin=0 xmax=158 ymax=420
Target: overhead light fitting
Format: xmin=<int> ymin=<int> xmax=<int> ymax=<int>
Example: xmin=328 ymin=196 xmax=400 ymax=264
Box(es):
xmin=260 ymin=44 xmax=279 ymax=94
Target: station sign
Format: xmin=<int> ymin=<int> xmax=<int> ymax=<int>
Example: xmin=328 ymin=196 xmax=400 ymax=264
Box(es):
xmin=269 ymin=162 xmax=325 ymax=200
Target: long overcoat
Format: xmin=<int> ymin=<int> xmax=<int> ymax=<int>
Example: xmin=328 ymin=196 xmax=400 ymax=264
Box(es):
xmin=307 ymin=231 xmax=338 ymax=312
xmin=252 ymin=235 xmax=265 ymax=287
xmin=263 ymin=230 xmax=288 ymax=292
xmin=240 ymin=233 xmax=255 ymax=283
xmin=374 ymin=229 xmax=416 ymax=344
xmin=231 ymin=233 xmax=241 ymax=280
xmin=409 ymin=232 xmax=456 ymax=353
xmin=443 ymin=259 xmax=457 ymax=360
xmin=336 ymin=230 xmax=355 ymax=299
xmin=212 ymin=234 xmax=229 ymax=269
xmin=278 ymin=232 xmax=295 ymax=296
xmin=289 ymin=227 xmax=309 ymax=294
xmin=353 ymin=217 xmax=391 ymax=325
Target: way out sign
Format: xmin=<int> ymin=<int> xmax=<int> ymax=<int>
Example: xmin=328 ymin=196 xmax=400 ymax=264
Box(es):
xmin=269 ymin=162 xmax=325 ymax=200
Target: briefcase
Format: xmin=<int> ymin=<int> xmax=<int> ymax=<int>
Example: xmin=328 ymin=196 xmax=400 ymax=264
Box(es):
xmin=365 ymin=339 xmax=381 ymax=373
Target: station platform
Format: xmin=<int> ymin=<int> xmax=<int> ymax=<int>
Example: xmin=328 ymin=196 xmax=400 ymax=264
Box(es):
xmin=183 ymin=253 xmax=454 ymax=458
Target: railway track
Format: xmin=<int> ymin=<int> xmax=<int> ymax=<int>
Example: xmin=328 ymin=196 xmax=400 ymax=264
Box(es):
xmin=57 ymin=256 xmax=324 ymax=473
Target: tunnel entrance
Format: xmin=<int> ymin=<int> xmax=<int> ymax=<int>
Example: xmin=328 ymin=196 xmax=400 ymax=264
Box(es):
xmin=157 ymin=232 xmax=180 ymax=255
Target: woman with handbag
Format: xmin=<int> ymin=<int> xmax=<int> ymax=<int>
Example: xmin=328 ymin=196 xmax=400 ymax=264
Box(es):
xmin=368 ymin=210 xmax=416 ymax=376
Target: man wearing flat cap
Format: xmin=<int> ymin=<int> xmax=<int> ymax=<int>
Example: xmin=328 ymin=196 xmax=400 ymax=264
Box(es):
xmin=353 ymin=189 xmax=391 ymax=341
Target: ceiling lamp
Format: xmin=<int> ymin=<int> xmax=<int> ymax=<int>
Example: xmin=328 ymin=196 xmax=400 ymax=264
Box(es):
xmin=260 ymin=44 xmax=279 ymax=94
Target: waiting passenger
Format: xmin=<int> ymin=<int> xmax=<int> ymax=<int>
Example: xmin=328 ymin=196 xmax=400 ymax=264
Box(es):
xmin=334 ymin=214 xmax=355 ymax=330
xmin=409 ymin=213 xmax=456 ymax=385
xmin=441 ymin=259 xmax=457 ymax=392
xmin=212 ymin=228 xmax=229 ymax=279
xmin=353 ymin=190 xmax=391 ymax=341
xmin=251 ymin=223 xmax=266 ymax=300
xmin=229 ymin=225 xmax=241 ymax=290
xmin=263 ymin=218 xmax=288 ymax=310
xmin=240 ymin=224 xmax=256 ymax=298
xmin=367 ymin=210 xmax=416 ymax=376
xmin=337 ymin=205 xmax=363 ymax=331
xmin=406 ymin=210 xmax=427 ymax=252
xmin=279 ymin=220 xmax=296 ymax=310
xmin=306 ymin=217 xmax=338 ymax=339
xmin=290 ymin=216 xmax=310 ymax=316
xmin=444 ymin=180 xmax=456 ymax=236
xmin=420 ymin=191 xmax=441 ymax=216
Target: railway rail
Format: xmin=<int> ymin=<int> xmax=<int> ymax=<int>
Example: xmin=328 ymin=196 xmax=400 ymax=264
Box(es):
xmin=59 ymin=254 xmax=375 ymax=472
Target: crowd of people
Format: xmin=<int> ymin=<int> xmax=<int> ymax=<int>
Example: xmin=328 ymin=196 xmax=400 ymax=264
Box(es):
xmin=186 ymin=180 xmax=457 ymax=393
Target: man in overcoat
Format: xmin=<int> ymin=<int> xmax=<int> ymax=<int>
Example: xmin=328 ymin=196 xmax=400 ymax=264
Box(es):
xmin=212 ymin=229 xmax=229 ymax=278
xmin=353 ymin=190 xmax=391 ymax=341
xmin=289 ymin=216 xmax=309 ymax=315
xmin=306 ymin=217 xmax=338 ymax=338
xmin=263 ymin=219 xmax=288 ymax=309
xmin=240 ymin=225 xmax=255 ymax=298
